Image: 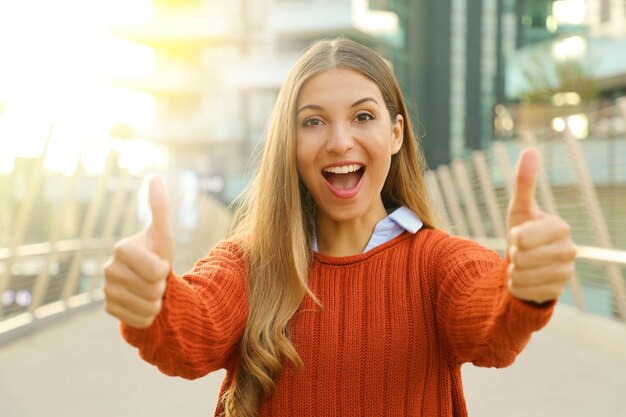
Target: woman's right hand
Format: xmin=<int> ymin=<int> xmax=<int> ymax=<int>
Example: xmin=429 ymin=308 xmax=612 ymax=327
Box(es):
xmin=103 ymin=177 xmax=174 ymax=329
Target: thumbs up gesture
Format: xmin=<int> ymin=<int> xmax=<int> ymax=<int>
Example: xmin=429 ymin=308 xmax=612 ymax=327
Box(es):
xmin=103 ymin=177 xmax=174 ymax=328
xmin=506 ymin=149 xmax=576 ymax=304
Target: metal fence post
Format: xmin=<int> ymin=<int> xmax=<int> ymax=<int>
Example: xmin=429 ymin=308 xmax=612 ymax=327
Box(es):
xmin=120 ymin=177 xmax=141 ymax=238
xmin=0 ymin=126 xmax=53 ymax=319
xmin=436 ymin=165 xmax=469 ymax=237
xmin=472 ymin=151 xmax=506 ymax=239
xmin=492 ymin=141 xmax=514 ymax=199
xmin=452 ymin=159 xmax=486 ymax=238
xmin=425 ymin=171 xmax=453 ymax=233
xmin=88 ymin=168 xmax=130 ymax=291
xmin=29 ymin=147 xmax=84 ymax=313
xmin=61 ymin=152 xmax=118 ymax=301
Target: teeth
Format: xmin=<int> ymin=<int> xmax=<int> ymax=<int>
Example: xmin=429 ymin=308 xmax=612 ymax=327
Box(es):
xmin=323 ymin=164 xmax=363 ymax=174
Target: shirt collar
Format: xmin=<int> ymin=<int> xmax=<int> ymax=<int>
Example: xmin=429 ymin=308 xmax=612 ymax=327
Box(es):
xmin=311 ymin=205 xmax=423 ymax=252
xmin=388 ymin=205 xmax=423 ymax=233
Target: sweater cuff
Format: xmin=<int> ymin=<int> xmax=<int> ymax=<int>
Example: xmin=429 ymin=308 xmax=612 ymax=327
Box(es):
xmin=505 ymin=292 xmax=556 ymax=333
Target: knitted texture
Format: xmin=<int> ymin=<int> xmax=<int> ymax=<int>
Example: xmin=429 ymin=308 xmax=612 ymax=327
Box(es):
xmin=121 ymin=228 xmax=555 ymax=416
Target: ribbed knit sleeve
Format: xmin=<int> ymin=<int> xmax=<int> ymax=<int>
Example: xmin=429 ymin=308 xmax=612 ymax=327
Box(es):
xmin=431 ymin=232 xmax=555 ymax=368
xmin=121 ymin=240 xmax=249 ymax=379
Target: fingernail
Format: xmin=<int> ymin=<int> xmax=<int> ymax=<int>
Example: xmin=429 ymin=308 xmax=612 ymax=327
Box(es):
xmin=508 ymin=226 xmax=522 ymax=247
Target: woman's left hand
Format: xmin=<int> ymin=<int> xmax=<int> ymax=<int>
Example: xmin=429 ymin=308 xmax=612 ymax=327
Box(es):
xmin=505 ymin=149 xmax=577 ymax=304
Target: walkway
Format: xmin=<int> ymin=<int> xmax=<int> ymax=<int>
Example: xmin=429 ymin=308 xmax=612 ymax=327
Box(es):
xmin=1 ymin=304 xmax=625 ymax=417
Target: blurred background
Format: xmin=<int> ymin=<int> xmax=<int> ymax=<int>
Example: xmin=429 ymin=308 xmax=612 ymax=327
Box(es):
xmin=1 ymin=1 xmax=626 ymax=416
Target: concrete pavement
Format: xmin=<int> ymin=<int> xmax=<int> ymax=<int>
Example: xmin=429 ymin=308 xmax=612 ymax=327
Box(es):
xmin=463 ymin=308 xmax=626 ymax=417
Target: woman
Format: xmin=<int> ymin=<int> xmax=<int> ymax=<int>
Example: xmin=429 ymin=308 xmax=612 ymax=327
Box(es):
xmin=103 ymin=37 xmax=575 ymax=417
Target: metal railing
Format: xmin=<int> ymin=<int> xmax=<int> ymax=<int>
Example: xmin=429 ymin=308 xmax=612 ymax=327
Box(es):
xmin=0 ymin=136 xmax=233 ymax=338
xmin=426 ymin=96 xmax=626 ymax=323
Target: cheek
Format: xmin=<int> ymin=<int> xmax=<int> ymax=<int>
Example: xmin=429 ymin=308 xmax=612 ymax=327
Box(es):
xmin=295 ymin=132 xmax=320 ymax=166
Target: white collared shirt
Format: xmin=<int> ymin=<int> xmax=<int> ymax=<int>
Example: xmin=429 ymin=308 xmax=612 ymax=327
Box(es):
xmin=312 ymin=205 xmax=423 ymax=254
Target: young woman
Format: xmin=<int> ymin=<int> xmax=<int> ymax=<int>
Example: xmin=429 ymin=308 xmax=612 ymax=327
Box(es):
xmin=103 ymin=37 xmax=575 ymax=417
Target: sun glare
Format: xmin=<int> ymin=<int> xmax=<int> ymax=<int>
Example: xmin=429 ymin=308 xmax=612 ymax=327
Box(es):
xmin=0 ymin=0 xmax=157 ymax=176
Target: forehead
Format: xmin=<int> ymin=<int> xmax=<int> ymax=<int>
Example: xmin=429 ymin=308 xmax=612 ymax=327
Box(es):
xmin=297 ymin=67 xmax=384 ymax=105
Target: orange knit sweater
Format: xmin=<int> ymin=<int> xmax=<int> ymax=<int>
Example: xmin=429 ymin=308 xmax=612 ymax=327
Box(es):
xmin=122 ymin=228 xmax=554 ymax=416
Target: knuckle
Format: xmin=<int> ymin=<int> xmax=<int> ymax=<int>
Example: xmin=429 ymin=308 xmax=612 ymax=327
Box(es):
xmin=557 ymin=249 xmax=574 ymax=263
xmin=139 ymin=316 xmax=155 ymax=329
xmin=149 ymin=261 xmax=169 ymax=283
xmin=509 ymin=247 xmax=519 ymax=265
xmin=515 ymin=230 xmax=527 ymax=249
xmin=555 ymin=264 xmax=570 ymax=280
xmin=103 ymin=283 xmax=116 ymax=300
xmin=561 ymin=221 xmax=572 ymax=235
xmin=548 ymin=288 xmax=562 ymax=301
xmin=531 ymin=295 xmax=546 ymax=304
xmin=103 ymin=263 xmax=112 ymax=279
xmin=510 ymin=269 xmax=526 ymax=285
xmin=103 ymin=261 xmax=118 ymax=281
xmin=535 ymin=286 xmax=557 ymax=303
xmin=148 ymin=284 xmax=165 ymax=301
xmin=104 ymin=301 xmax=116 ymax=316
xmin=141 ymin=286 xmax=157 ymax=301
xmin=113 ymin=243 xmax=127 ymax=259
xmin=149 ymin=299 xmax=162 ymax=316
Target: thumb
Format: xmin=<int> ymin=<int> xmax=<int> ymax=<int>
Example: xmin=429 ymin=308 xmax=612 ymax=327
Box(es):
xmin=507 ymin=148 xmax=540 ymax=230
xmin=148 ymin=176 xmax=174 ymax=264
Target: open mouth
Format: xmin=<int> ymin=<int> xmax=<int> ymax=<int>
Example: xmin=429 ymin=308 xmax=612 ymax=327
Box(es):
xmin=322 ymin=163 xmax=365 ymax=191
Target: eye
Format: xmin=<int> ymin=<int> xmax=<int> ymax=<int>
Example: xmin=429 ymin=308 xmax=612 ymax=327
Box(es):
xmin=302 ymin=117 xmax=324 ymax=127
xmin=354 ymin=112 xmax=374 ymax=123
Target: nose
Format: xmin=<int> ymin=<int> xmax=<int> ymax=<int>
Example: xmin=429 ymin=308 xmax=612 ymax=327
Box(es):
xmin=326 ymin=124 xmax=354 ymax=154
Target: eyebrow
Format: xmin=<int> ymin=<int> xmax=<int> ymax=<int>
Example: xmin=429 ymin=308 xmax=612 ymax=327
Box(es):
xmin=296 ymin=97 xmax=380 ymax=115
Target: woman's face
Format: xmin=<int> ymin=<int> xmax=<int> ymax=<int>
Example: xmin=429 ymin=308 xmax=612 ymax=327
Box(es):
xmin=295 ymin=67 xmax=403 ymax=225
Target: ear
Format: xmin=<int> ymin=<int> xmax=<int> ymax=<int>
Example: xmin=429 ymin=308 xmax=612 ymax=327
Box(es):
xmin=391 ymin=114 xmax=404 ymax=155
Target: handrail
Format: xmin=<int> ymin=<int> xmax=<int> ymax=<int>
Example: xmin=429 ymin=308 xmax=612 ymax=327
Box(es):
xmin=429 ymin=97 xmax=626 ymax=321
xmin=0 ymin=239 xmax=115 ymax=260
xmin=475 ymin=237 xmax=626 ymax=265
xmin=0 ymin=189 xmax=234 ymax=342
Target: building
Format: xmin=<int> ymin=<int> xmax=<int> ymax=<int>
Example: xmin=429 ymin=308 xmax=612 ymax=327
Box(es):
xmin=111 ymin=0 xmax=404 ymax=203
xmin=379 ymin=0 xmax=511 ymax=167
xmin=385 ymin=0 xmax=626 ymax=166
xmin=504 ymin=0 xmax=626 ymax=136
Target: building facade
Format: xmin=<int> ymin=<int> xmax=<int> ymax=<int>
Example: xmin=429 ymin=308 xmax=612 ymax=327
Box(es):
xmin=384 ymin=0 xmax=510 ymax=167
xmin=112 ymin=0 xmax=626 ymax=180
xmin=112 ymin=0 xmax=405 ymax=203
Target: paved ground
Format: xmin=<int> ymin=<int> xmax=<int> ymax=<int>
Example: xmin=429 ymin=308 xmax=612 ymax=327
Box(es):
xmin=1 ymin=304 xmax=625 ymax=417
xmin=463 ymin=310 xmax=626 ymax=417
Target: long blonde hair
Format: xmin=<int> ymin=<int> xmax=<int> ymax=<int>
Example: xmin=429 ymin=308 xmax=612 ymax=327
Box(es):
xmin=223 ymin=37 xmax=438 ymax=417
